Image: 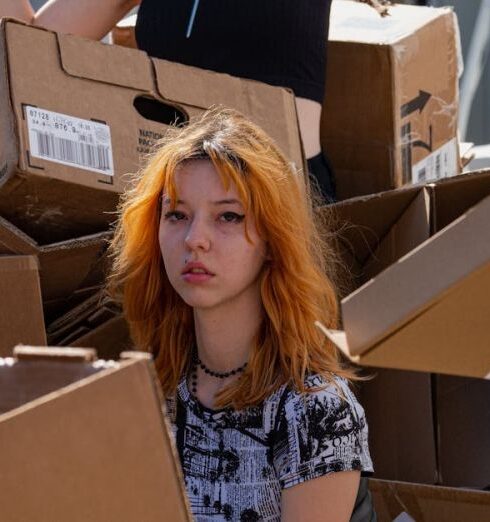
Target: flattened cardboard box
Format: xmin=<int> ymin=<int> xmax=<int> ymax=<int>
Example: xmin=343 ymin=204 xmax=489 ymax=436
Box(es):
xmin=323 ymin=1 xmax=460 ymax=199
xmin=0 ymin=255 xmax=46 ymax=356
xmin=0 ymin=347 xmax=191 ymax=522
xmin=323 ymin=175 xmax=490 ymax=379
xmin=0 ymin=19 xmax=304 ymax=242
xmin=369 ymin=479 xmax=490 ymax=522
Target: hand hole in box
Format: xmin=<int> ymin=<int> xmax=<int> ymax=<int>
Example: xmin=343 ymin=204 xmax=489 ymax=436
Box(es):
xmin=133 ymin=96 xmax=188 ymax=126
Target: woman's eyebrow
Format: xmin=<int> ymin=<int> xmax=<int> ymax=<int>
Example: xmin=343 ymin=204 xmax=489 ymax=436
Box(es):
xmin=213 ymin=199 xmax=242 ymax=206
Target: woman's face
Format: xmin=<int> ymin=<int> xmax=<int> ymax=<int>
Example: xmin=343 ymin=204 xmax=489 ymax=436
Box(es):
xmin=159 ymin=159 xmax=267 ymax=311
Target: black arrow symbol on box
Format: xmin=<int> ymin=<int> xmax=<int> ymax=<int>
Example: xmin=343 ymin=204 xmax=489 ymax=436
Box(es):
xmin=401 ymin=90 xmax=431 ymax=118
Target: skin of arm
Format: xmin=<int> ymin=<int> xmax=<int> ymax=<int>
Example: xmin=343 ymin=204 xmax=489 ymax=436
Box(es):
xmin=0 ymin=0 xmax=34 ymax=21
xmin=33 ymin=0 xmax=140 ymax=40
xmin=281 ymin=470 xmax=360 ymax=522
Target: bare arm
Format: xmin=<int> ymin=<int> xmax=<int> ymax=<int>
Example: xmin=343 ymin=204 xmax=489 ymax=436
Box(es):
xmin=0 ymin=0 xmax=34 ymax=22
xmin=281 ymin=471 xmax=360 ymax=522
xmin=33 ymin=0 xmax=140 ymax=40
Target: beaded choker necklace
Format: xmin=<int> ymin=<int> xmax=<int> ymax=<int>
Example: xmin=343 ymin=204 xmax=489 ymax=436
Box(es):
xmin=190 ymin=355 xmax=248 ymax=395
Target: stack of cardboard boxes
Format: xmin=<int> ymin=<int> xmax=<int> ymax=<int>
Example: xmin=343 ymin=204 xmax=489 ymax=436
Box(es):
xmin=320 ymin=3 xmax=490 ymax=520
xmin=0 ymin=1 xmax=489 ymax=521
xmin=0 ymin=17 xmax=305 ymax=357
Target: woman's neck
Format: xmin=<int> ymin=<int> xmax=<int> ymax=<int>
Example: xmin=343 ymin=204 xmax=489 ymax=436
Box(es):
xmin=193 ymin=291 xmax=262 ymax=373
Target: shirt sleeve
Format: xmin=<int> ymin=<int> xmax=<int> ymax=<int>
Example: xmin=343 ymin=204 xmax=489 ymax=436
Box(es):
xmin=272 ymin=375 xmax=373 ymax=490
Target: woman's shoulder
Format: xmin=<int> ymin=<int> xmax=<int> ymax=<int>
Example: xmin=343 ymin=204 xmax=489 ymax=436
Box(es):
xmin=271 ymin=373 xmax=373 ymax=489
xmin=282 ymin=373 xmax=363 ymax=414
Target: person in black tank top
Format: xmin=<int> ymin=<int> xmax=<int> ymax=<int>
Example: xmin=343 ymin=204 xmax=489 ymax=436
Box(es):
xmin=135 ymin=0 xmax=336 ymax=202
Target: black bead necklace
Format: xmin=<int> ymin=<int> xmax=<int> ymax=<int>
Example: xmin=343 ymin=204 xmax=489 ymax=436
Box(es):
xmin=190 ymin=355 xmax=247 ymax=395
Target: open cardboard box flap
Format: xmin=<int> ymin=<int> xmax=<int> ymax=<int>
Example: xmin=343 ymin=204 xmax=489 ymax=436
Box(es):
xmin=0 ymin=215 xmax=110 ymax=301
xmin=57 ymin=30 xmax=153 ymax=91
xmin=322 ymin=193 xmax=490 ymax=379
xmin=370 ymin=478 xmax=490 ymax=522
xmin=0 ymin=256 xmax=46 ymax=356
xmin=0 ymin=346 xmax=191 ymax=521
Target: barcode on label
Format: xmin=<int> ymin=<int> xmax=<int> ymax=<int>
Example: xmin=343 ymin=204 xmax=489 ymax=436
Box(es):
xmin=411 ymin=138 xmax=458 ymax=184
xmin=33 ymin=130 xmax=111 ymax=172
xmin=435 ymin=152 xmax=441 ymax=178
xmin=26 ymin=106 xmax=114 ymax=176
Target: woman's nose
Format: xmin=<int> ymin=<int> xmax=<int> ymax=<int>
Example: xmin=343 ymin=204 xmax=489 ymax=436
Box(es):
xmin=184 ymin=217 xmax=211 ymax=252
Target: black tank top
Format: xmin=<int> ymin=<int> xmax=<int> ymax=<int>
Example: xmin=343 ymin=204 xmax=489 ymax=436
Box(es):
xmin=135 ymin=0 xmax=331 ymax=103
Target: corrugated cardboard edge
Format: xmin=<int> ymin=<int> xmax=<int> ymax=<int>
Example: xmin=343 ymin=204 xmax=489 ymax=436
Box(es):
xmin=0 ymin=18 xmax=20 ymax=190
xmin=142 ymin=357 xmax=193 ymax=521
xmin=322 ymin=260 xmax=490 ymax=376
xmin=0 ymin=357 xmax=123 ymax=423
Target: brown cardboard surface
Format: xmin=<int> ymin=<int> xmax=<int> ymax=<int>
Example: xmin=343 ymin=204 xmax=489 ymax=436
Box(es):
xmin=0 ymin=215 xmax=110 ymax=302
xmin=72 ymin=314 xmax=133 ymax=360
xmin=0 ymin=352 xmax=191 ymax=521
xmin=329 ymin=185 xmax=430 ymax=298
xmin=358 ymin=369 xmax=437 ymax=484
xmin=323 ymin=1 xmax=459 ymax=199
xmin=436 ymin=375 xmax=490 ymax=489
xmin=45 ymin=291 xmax=132 ymax=359
xmin=0 ymin=255 xmax=46 ymax=355
xmin=0 ymin=19 xmax=304 ymax=243
xmin=370 ymin=479 xmax=490 ymax=522
xmin=428 ymin=169 xmax=490 ymax=232
xmin=325 ymin=193 xmax=490 ymax=378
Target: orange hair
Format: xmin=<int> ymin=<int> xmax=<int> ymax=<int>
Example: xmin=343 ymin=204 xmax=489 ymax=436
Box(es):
xmin=108 ymin=107 xmax=357 ymax=409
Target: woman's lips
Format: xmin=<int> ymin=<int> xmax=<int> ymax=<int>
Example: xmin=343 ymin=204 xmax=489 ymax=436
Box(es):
xmin=182 ymin=271 xmax=214 ymax=283
xmin=181 ymin=264 xmax=215 ymax=284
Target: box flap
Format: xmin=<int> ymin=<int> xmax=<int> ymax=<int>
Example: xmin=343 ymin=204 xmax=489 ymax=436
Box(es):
xmin=331 ymin=186 xmax=423 ymax=268
xmin=153 ymin=58 xmax=247 ymax=110
xmin=0 ymin=358 xmax=191 ymax=521
xmin=335 ymin=261 xmax=490 ymax=379
xmin=0 ymin=215 xmax=38 ymax=255
xmin=330 ymin=0 xmax=450 ymax=45
xmin=0 ymin=255 xmax=46 ymax=356
xmin=369 ymin=479 xmax=490 ymax=522
xmin=57 ymin=31 xmax=154 ymax=92
xmin=38 ymin=230 xmax=111 ymax=302
xmin=430 ymin=169 xmax=490 ymax=232
xmin=342 ymin=194 xmax=490 ymax=356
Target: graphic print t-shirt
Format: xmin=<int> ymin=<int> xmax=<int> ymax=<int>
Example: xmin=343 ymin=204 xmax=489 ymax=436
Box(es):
xmin=165 ymin=374 xmax=373 ymax=522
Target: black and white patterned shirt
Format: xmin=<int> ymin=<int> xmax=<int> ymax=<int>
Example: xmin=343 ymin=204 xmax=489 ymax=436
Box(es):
xmin=166 ymin=374 xmax=373 ymax=522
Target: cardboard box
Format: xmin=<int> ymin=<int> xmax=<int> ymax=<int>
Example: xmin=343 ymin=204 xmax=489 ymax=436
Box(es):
xmin=329 ymin=185 xmax=430 ymax=298
xmin=436 ymin=375 xmax=490 ymax=489
xmin=0 ymin=19 xmax=304 ymax=242
xmin=337 ymin=171 xmax=490 ymax=485
xmin=369 ymin=479 xmax=490 ymax=522
xmin=0 ymin=215 xmax=110 ymax=303
xmin=0 ymin=255 xmax=46 ymax=356
xmin=322 ymin=1 xmax=460 ymax=199
xmin=358 ymin=369 xmax=437 ymax=485
xmin=322 ymin=186 xmax=490 ymax=379
xmin=0 ymin=346 xmax=191 ymax=521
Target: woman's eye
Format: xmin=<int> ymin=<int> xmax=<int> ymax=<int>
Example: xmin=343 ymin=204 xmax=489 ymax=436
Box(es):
xmin=219 ymin=212 xmax=245 ymax=224
xmin=164 ymin=211 xmax=186 ymax=222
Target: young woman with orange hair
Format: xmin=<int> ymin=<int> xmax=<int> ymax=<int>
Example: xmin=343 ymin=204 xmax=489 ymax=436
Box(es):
xmin=109 ymin=108 xmax=373 ymax=521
